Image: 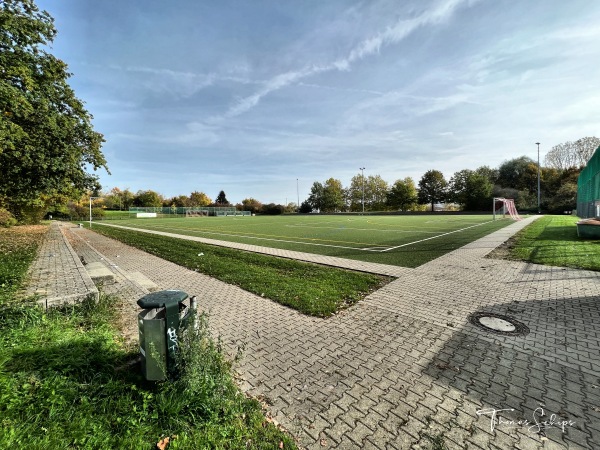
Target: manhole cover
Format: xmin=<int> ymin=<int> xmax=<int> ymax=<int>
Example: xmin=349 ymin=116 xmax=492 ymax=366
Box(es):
xmin=468 ymin=312 xmax=529 ymax=336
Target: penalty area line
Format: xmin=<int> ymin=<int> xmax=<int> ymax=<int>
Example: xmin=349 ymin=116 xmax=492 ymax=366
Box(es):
xmin=113 ymin=223 xmax=367 ymax=252
xmin=380 ymin=220 xmax=495 ymax=252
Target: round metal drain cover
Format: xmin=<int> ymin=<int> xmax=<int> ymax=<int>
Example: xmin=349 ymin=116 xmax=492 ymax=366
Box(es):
xmin=468 ymin=312 xmax=529 ymax=336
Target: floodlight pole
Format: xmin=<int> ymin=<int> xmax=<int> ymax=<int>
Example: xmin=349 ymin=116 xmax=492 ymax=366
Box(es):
xmin=89 ymin=196 xmax=101 ymax=228
xmin=360 ymin=167 xmax=365 ymax=214
xmin=297 ymin=178 xmax=300 ymax=213
xmin=536 ymin=142 xmax=541 ymax=214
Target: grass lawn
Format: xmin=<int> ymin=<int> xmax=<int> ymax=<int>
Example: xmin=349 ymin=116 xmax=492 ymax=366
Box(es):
xmin=506 ymin=215 xmax=600 ymax=270
xmin=92 ymin=224 xmax=389 ymax=317
xmin=0 ymin=225 xmax=297 ymax=449
xmin=94 ymin=214 xmax=515 ymax=267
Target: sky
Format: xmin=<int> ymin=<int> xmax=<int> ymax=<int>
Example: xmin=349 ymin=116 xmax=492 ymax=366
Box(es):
xmin=36 ymin=0 xmax=600 ymax=205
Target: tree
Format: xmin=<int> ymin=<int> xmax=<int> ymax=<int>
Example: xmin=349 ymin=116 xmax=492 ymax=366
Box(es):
xmin=573 ymin=137 xmax=600 ymax=166
xmin=0 ymin=0 xmax=107 ymax=222
xmin=133 ymin=190 xmax=163 ymax=207
xmin=260 ymin=203 xmax=284 ymax=215
xmin=165 ymin=195 xmax=190 ymax=207
xmin=307 ymin=181 xmax=324 ymax=212
xmin=475 ymin=166 xmax=499 ymax=185
xmin=544 ymin=142 xmax=578 ymax=171
xmin=497 ymin=156 xmax=538 ymax=193
xmin=387 ymin=177 xmax=418 ymax=211
xmin=449 ymin=170 xmax=493 ymax=211
xmin=215 ymin=190 xmax=229 ymax=205
xmin=102 ymin=187 xmax=134 ymax=210
xmin=547 ymin=182 xmax=577 ymax=213
xmin=299 ymin=200 xmax=312 ymax=213
xmin=102 ymin=187 xmax=122 ymax=210
xmin=545 ymin=137 xmax=600 ymax=169
xmin=346 ymin=175 xmax=364 ymax=212
xmin=284 ymin=202 xmax=297 ymax=214
xmin=321 ymin=178 xmax=345 ymax=212
xmin=365 ymin=175 xmax=389 ymax=211
xmin=346 ymin=173 xmax=389 ymax=211
xmin=241 ymin=197 xmax=262 ymax=214
xmin=189 ymin=191 xmax=211 ymax=207
xmin=418 ymin=170 xmax=447 ymax=211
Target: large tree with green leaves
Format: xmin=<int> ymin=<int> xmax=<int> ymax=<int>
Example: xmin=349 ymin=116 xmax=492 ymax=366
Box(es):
xmin=307 ymin=181 xmax=324 ymax=212
xmin=387 ymin=177 xmax=418 ymax=211
xmin=321 ymin=178 xmax=344 ymax=212
xmin=133 ymin=190 xmax=163 ymax=207
xmin=0 ymin=0 xmax=107 ymax=222
xmin=189 ymin=191 xmax=211 ymax=207
xmin=418 ymin=170 xmax=447 ymax=211
xmin=449 ymin=169 xmax=493 ymax=211
xmin=497 ymin=156 xmax=538 ymax=193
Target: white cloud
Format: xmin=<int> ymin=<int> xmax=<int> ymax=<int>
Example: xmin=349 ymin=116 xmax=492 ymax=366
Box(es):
xmin=221 ymin=0 xmax=474 ymax=118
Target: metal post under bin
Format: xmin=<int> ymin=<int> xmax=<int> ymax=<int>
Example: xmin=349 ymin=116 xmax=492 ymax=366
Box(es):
xmin=137 ymin=290 xmax=197 ymax=381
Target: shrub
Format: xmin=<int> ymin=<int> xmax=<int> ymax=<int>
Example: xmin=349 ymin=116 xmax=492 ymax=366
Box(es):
xmin=260 ymin=203 xmax=284 ymax=215
xmin=299 ymin=201 xmax=312 ymax=213
xmin=0 ymin=208 xmax=17 ymax=227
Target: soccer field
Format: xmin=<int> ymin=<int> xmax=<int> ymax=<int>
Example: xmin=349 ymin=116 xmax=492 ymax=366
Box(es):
xmin=98 ymin=214 xmax=515 ymax=267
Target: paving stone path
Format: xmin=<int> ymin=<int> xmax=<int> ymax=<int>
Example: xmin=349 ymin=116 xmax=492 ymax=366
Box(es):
xmin=19 ymin=222 xmax=98 ymax=307
xmin=27 ymin=219 xmax=600 ymax=449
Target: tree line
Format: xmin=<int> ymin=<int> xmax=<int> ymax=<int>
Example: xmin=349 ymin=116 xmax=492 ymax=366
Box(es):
xmin=301 ymin=137 xmax=599 ymax=214
xmin=44 ymin=135 xmax=600 ymax=221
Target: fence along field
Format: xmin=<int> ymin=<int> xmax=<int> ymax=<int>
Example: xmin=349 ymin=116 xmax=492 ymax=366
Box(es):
xmin=95 ymin=214 xmax=515 ymax=267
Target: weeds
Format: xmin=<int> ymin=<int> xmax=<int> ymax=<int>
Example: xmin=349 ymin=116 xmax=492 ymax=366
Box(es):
xmin=0 ymin=226 xmax=296 ymax=449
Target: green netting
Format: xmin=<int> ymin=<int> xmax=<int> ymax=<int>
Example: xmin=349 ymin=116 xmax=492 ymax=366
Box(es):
xmin=577 ymin=145 xmax=600 ymax=218
xmin=129 ymin=206 xmax=236 ymax=216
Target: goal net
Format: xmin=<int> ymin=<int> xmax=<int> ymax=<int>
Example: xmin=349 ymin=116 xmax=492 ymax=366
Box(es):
xmin=185 ymin=210 xmax=208 ymax=218
xmin=493 ymin=198 xmax=521 ymax=220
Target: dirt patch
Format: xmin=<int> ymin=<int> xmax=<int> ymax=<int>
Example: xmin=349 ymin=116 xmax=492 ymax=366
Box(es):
xmin=486 ymin=234 xmax=519 ymax=261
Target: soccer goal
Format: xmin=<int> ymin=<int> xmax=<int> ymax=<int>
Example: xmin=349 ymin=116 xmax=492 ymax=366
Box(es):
xmin=185 ymin=209 xmax=208 ymax=218
xmin=493 ymin=198 xmax=521 ymax=220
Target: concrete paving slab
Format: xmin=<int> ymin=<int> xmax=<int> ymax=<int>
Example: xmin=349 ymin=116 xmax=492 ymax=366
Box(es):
xmin=85 ymin=261 xmax=115 ymax=284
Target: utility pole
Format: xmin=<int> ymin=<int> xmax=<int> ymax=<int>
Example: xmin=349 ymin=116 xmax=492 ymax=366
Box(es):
xmin=536 ymin=142 xmax=541 ymax=214
xmin=297 ymin=178 xmax=300 ymax=213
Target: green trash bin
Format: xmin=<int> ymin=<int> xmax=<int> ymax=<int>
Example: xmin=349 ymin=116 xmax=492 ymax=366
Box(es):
xmin=137 ymin=290 xmax=197 ymax=381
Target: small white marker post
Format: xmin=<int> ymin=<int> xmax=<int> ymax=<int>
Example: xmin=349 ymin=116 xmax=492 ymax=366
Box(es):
xmin=89 ymin=196 xmax=101 ymax=228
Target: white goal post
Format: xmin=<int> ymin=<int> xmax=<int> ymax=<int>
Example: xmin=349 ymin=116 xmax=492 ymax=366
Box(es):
xmin=493 ymin=198 xmax=521 ymax=221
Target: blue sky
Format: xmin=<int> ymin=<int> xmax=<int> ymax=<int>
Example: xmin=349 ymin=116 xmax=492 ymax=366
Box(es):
xmin=37 ymin=0 xmax=600 ymax=205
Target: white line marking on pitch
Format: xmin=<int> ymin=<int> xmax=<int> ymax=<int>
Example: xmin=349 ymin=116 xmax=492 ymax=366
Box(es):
xmin=380 ymin=221 xmax=494 ymax=252
xmin=115 ymin=223 xmax=368 ymax=251
xmin=285 ymin=224 xmax=440 ymax=234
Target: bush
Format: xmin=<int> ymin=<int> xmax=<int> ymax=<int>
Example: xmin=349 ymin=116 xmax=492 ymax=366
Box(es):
xmin=260 ymin=203 xmax=284 ymax=215
xmin=299 ymin=201 xmax=312 ymax=213
xmin=0 ymin=208 xmax=17 ymax=227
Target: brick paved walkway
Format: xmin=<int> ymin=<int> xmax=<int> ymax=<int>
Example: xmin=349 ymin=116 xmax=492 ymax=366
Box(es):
xmin=19 ymin=222 xmax=98 ymax=307
xmin=28 ymin=219 xmax=600 ymax=449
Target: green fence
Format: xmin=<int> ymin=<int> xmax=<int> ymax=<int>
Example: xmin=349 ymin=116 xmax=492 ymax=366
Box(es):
xmin=577 ymin=145 xmax=600 ymax=218
xmin=129 ymin=206 xmax=237 ymax=216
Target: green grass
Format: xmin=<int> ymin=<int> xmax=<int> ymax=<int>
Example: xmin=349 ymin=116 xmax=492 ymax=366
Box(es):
xmin=0 ymin=225 xmax=47 ymax=303
xmin=0 ymin=226 xmax=296 ymax=449
xmin=101 ymin=210 xmax=139 ymax=220
xmin=92 ymin=224 xmax=388 ymax=317
xmin=506 ymin=215 xmax=600 ymax=270
xmin=93 ymin=214 xmax=515 ymax=267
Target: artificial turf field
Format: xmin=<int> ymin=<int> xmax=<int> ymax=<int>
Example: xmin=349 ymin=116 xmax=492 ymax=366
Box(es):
xmin=97 ymin=214 xmax=517 ymax=267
